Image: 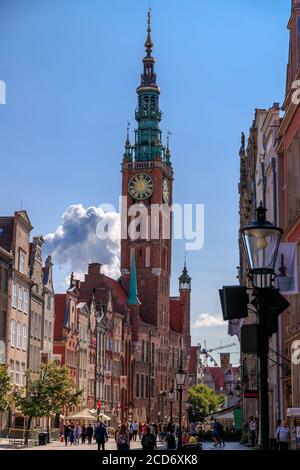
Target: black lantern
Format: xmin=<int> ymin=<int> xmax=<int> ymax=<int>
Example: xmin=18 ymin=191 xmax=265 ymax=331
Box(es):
xmin=241 ymin=203 xmax=282 ymax=286
xmin=168 ymin=387 xmax=175 ymax=402
xmin=176 ymin=367 xmax=186 ymax=387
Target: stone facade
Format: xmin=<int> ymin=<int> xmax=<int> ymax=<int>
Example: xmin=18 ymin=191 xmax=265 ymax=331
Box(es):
xmin=276 ymin=0 xmax=300 ymax=416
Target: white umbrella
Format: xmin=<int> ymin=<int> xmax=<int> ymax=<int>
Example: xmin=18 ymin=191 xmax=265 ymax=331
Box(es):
xmin=66 ymin=408 xmax=98 ymax=421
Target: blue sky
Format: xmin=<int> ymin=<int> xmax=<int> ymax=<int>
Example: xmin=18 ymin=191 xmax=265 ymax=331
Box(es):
xmin=0 ymin=0 xmax=290 ymax=364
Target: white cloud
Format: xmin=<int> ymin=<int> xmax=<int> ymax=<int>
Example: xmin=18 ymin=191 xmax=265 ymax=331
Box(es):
xmin=191 ymin=313 xmax=226 ymax=328
xmin=44 ymin=204 xmax=121 ymax=279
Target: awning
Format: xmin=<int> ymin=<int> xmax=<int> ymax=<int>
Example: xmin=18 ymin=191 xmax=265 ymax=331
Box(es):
xmin=287 ymin=408 xmax=300 ymax=417
xmin=207 ymin=404 xmax=240 ymax=420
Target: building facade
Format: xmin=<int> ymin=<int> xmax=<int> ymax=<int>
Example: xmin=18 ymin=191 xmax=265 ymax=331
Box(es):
xmin=276 ymin=0 xmax=300 ymax=416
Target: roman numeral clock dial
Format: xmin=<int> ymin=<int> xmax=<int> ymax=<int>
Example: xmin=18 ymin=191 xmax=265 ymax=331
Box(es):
xmin=128 ymin=173 xmax=154 ymax=200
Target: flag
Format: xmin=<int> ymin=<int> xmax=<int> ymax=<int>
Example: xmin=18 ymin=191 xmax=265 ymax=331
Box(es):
xmin=97 ymin=400 xmax=101 ymax=410
xmin=275 ymin=242 xmax=298 ymax=295
xmin=228 ymin=318 xmax=244 ymax=340
xmin=120 ymin=376 xmax=127 ymax=390
xmin=104 ymin=370 xmax=111 ymax=385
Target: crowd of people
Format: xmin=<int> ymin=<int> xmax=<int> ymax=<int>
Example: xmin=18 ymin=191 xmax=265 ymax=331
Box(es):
xmin=242 ymin=416 xmax=290 ymax=450
xmin=61 ymin=415 xmax=292 ymax=451
xmin=63 ymin=421 xmax=108 ymax=450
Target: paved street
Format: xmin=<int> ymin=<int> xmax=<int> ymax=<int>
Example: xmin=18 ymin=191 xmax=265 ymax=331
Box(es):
xmin=0 ymin=437 xmax=250 ymax=451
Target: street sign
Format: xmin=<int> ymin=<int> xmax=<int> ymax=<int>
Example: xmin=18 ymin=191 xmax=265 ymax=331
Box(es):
xmin=244 ymin=389 xmax=259 ymax=399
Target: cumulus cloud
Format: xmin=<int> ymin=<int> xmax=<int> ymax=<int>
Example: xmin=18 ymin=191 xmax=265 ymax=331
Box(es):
xmin=192 ymin=313 xmax=226 ymax=328
xmin=44 ymin=204 xmax=121 ymax=279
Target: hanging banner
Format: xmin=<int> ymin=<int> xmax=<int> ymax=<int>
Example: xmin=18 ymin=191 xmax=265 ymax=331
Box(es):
xmin=228 ymin=318 xmax=244 ymax=340
xmin=275 ymin=243 xmax=298 ymax=294
xmin=104 ymin=370 xmax=111 ymax=385
xmin=120 ymin=375 xmax=127 ymax=390
xmin=220 ymin=353 xmax=230 ymax=369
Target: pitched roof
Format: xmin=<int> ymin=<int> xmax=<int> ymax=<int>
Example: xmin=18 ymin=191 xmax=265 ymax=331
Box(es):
xmin=78 ymin=264 xmax=127 ymax=310
xmin=206 ymin=367 xmax=225 ymax=390
xmin=169 ymin=297 xmax=182 ymax=333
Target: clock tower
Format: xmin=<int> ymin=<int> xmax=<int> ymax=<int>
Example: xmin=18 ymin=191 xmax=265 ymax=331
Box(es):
xmin=121 ymin=10 xmax=173 ymax=329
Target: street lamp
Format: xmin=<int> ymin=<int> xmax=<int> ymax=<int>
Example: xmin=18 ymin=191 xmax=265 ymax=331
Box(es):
xmin=228 ymin=385 xmax=233 ymax=401
xmin=176 ymin=366 xmax=186 ymax=448
xmin=168 ymin=388 xmax=175 ymax=424
xmin=241 ymin=203 xmax=283 ymax=451
xmin=241 ymin=203 xmax=282 ymax=288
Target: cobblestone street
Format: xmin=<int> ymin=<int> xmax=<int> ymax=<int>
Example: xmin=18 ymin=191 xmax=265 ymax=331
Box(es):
xmin=0 ymin=437 xmax=250 ymax=451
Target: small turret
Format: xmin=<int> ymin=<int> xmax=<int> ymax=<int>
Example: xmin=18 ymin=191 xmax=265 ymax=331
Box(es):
xmin=179 ymin=256 xmax=191 ymax=292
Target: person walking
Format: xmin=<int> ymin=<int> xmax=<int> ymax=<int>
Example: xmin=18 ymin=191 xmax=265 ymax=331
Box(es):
xmin=217 ymin=421 xmax=225 ymax=447
xmin=63 ymin=421 xmax=71 ymax=446
xmin=69 ymin=422 xmax=75 ymax=446
xmin=81 ymin=424 xmax=87 ymax=444
xmin=116 ymin=424 xmax=130 ymax=450
xmin=86 ymin=423 xmax=94 ymax=445
xmin=212 ymin=419 xmax=220 ymax=446
xmin=249 ymin=417 xmax=257 ymax=447
xmin=129 ymin=422 xmax=134 ymax=441
xmin=94 ymin=421 xmax=108 ymax=451
xmin=74 ymin=423 xmax=81 ymax=445
xmin=132 ymin=421 xmax=138 ymax=441
xmin=276 ymin=420 xmax=290 ymax=451
xmin=138 ymin=422 xmax=143 ymax=440
xmin=141 ymin=426 xmax=157 ymax=451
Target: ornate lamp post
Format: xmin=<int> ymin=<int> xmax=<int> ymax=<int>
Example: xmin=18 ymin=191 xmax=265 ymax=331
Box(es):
xmin=241 ymin=203 xmax=283 ymax=450
xmin=168 ymin=388 xmax=175 ymax=424
xmin=176 ymin=366 xmax=186 ymax=448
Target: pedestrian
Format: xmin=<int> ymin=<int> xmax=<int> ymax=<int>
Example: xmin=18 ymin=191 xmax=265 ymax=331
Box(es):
xmin=81 ymin=424 xmax=87 ymax=444
xmin=69 ymin=422 xmax=75 ymax=445
xmin=86 ymin=423 xmax=94 ymax=445
xmin=116 ymin=424 xmax=130 ymax=450
xmin=249 ymin=417 xmax=257 ymax=447
xmin=94 ymin=421 xmax=108 ymax=451
xmin=74 ymin=423 xmax=81 ymax=445
xmin=189 ymin=421 xmax=196 ymax=436
xmin=129 ymin=422 xmax=134 ymax=441
xmin=141 ymin=426 xmax=157 ymax=451
xmin=63 ymin=421 xmax=71 ymax=446
xmin=142 ymin=422 xmax=147 ymax=435
xmin=276 ymin=420 xmax=290 ymax=451
xmin=212 ymin=418 xmax=219 ymax=446
xmin=217 ymin=421 xmax=225 ymax=447
xmin=132 ymin=420 xmax=138 ymax=441
xmin=138 ymin=422 xmax=143 ymax=440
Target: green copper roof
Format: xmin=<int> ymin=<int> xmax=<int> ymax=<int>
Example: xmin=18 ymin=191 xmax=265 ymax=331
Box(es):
xmin=127 ymin=247 xmax=141 ymax=305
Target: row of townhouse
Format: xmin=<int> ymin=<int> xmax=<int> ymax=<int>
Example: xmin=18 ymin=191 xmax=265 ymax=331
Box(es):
xmin=237 ymin=0 xmax=300 ymax=440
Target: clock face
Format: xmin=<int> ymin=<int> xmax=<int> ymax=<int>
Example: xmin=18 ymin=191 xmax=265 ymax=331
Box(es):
xmin=128 ymin=173 xmax=154 ymax=200
xmin=162 ymin=178 xmax=170 ymax=204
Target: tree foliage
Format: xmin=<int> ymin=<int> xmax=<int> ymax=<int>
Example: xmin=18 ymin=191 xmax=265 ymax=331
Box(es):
xmin=0 ymin=364 xmax=12 ymax=412
xmin=14 ymin=361 xmax=82 ymax=422
xmin=188 ymin=384 xmax=225 ymax=420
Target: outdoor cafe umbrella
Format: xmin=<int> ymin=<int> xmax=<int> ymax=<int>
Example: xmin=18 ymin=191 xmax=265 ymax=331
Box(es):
xmin=66 ymin=408 xmax=98 ymax=421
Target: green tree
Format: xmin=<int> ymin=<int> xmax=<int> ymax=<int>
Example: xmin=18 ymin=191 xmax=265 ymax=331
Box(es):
xmin=0 ymin=364 xmax=12 ymax=412
xmin=188 ymin=384 xmax=225 ymax=421
xmin=14 ymin=361 xmax=82 ymax=444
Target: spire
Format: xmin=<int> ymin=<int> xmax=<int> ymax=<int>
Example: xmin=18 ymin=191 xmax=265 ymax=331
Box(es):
xmin=127 ymin=244 xmax=141 ymax=305
xmin=145 ymin=8 xmax=153 ymax=56
xmin=140 ymin=9 xmax=157 ymax=89
xmin=133 ymin=10 xmax=170 ymax=164
xmin=165 ymin=130 xmax=171 ymax=164
xmin=124 ymin=122 xmax=132 ymax=160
